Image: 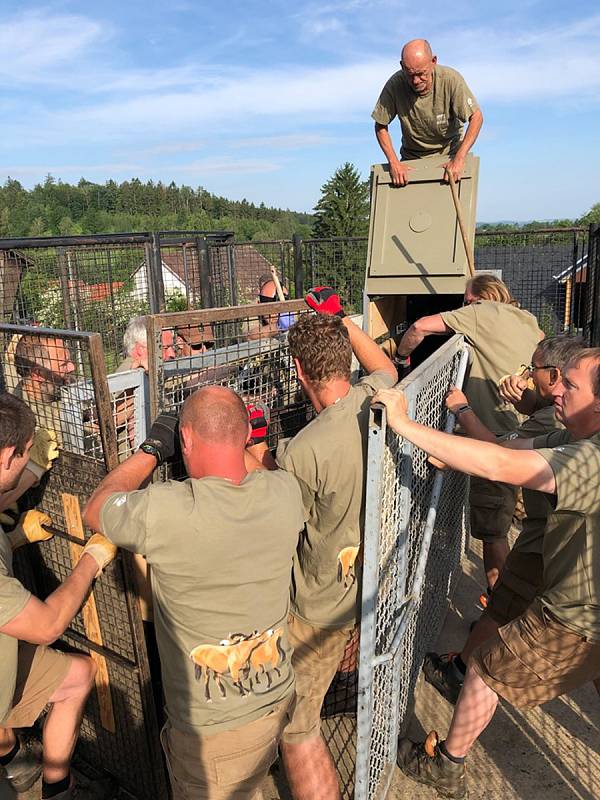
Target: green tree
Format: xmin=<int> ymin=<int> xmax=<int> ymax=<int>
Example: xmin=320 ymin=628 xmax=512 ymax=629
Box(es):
xmin=312 ymin=163 xmax=369 ymax=238
xmin=579 ymin=203 xmax=600 ymax=225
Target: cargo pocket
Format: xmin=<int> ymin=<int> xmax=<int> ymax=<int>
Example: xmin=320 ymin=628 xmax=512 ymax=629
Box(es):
xmin=515 ymin=606 xmax=586 ymax=681
xmin=214 ymin=736 xmax=278 ymax=787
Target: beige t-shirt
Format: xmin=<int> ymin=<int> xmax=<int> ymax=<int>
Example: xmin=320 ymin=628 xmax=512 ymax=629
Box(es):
xmin=13 ymin=383 xmax=65 ymax=447
xmin=0 ymin=528 xmax=32 ymax=724
xmin=441 ymin=301 xmax=541 ymax=434
xmin=534 ymin=429 xmax=600 ymax=641
xmin=276 ymin=370 xmax=396 ymax=630
xmin=513 ymin=404 xmax=563 ymax=554
xmin=100 ymin=469 xmax=304 ymax=734
xmin=372 ymin=65 xmax=479 ymax=160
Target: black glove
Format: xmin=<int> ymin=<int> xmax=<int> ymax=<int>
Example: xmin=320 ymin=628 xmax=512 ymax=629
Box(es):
xmin=305 ymin=286 xmax=345 ymax=317
xmin=140 ymin=412 xmax=180 ymax=464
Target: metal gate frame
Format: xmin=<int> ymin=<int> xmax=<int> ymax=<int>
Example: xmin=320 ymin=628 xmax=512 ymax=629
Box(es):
xmin=356 ymin=335 xmax=470 ymax=800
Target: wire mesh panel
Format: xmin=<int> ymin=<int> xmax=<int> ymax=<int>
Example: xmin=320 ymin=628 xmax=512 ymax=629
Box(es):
xmin=0 ymin=323 xmax=167 ymax=799
xmin=147 ymin=300 xmax=312 ymax=450
xmin=302 ymin=238 xmax=368 ymax=313
xmin=474 ymin=228 xmax=588 ymax=335
xmin=0 ymin=236 xmax=154 ymax=372
xmin=356 ymin=336 xmax=469 ymax=800
xmin=232 ymin=241 xmax=293 ymax=303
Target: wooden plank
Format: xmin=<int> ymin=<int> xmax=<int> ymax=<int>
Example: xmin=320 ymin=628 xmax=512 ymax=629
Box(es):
xmin=62 ymin=493 xmax=116 ymax=733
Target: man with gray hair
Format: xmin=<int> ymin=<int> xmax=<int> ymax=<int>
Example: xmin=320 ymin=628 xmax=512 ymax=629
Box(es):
xmin=372 ymin=38 xmax=483 ymax=185
xmin=117 ymin=317 xmax=177 ymax=373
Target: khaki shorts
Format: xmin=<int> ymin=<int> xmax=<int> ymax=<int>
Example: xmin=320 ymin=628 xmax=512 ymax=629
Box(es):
xmin=2 ymin=642 xmax=70 ymax=728
xmin=471 ymin=599 xmax=600 ymax=709
xmin=484 ymin=549 xmax=544 ymax=627
xmin=160 ymin=698 xmax=292 ymax=800
xmin=282 ymin=614 xmax=355 ymax=744
xmin=469 ymin=476 xmax=517 ymax=542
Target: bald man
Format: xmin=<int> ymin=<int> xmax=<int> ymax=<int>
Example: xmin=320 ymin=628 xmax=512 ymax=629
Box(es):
xmin=83 ymin=387 xmax=305 ymax=800
xmin=373 ymin=38 xmax=483 ymax=185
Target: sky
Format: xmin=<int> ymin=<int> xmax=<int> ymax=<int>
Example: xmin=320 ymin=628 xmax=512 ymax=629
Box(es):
xmin=1 ymin=1 xmax=599 ymax=222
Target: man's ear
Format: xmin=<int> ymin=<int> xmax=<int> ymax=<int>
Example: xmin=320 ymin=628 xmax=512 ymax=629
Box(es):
xmin=179 ymin=425 xmax=193 ymax=455
xmin=0 ymin=445 xmax=16 ymax=471
xmin=246 ymin=421 xmax=252 ymax=446
xmin=549 ymin=368 xmax=560 ymax=386
xmin=432 ymin=55 xmax=437 ymax=66
xmin=293 ymin=357 xmax=305 ymax=383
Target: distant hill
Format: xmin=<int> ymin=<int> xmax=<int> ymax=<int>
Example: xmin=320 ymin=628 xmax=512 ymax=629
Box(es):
xmin=0 ymin=176 xmax=314 ymax=241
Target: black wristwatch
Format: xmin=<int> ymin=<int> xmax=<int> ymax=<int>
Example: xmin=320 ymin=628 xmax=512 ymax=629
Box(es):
xmin=139 ymin=439 xmax=163 ymax=464
xmin=455 ymin=404 xmax=472 ymax=417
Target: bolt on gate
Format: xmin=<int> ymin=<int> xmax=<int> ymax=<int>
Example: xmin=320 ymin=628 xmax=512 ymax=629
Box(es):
xmin=356 ymin=335 xmax=470 ymax=800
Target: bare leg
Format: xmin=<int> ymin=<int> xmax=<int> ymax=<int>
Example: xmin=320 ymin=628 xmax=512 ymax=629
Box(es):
xmin=461 ymin=615 xmax=500 ymax=665
xmin=42 ymin=655 xmax=96 ymax=784
xmin=0 ymin=728 xmax=17 ymax=756
xmin=482 ymin=539 xmax=509 ymax=590
xmin=281 ymin=737 xmax=340 ymax=800
xmin=444 ymin=665 xmax=498 ymax=758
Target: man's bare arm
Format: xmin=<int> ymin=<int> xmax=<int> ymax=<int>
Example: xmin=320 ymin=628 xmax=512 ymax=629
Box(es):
xmin=374 ymin=123 xmax=413 ymax=186
xmin=0 ymin=469 xmax=38 ymax=513
xmin=397 ymin=314 xmax=451 ymax=357
xmin=342 ymin=317 xmax=397 ymax=380
xmin=375 ymin=388 xmax=556 ymax=493
xmin=83 ymin=451 xmax=157 ymax=532
xmin=443 ymin=109 xmax=484 ymax=182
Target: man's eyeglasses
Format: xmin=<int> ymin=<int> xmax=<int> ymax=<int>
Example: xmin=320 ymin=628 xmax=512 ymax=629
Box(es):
xmin=521 ymin=364 xmax=558 ymax=373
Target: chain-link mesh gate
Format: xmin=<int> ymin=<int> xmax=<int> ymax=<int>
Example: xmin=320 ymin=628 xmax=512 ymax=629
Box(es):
xmin=0 ymin=323 xmax=168 ymax=799
xmin=356 ymin=335 xmax=470 ymax=800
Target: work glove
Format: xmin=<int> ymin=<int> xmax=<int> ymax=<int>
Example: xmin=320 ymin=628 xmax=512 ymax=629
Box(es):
xmin=140 ymin=411 xmax=180 ymax=465
xmin=0 ymin=503 xmax=20 ymax=532
xmin=246 ymin=401 xmax=269 ymax=446
xmin=305 ymin=287 xmax=345 ymax=317
xmin=7 ymin=510 xmax=53 ymax=550
xmin=29 ymin=428 xmax=60 ymax=473
xmin=81 ymin=533 xmax=118 ymax=578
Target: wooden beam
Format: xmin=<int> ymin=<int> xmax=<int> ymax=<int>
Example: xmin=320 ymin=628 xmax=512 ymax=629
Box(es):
xmin=62 ymin=493 xmax=116 ymax=733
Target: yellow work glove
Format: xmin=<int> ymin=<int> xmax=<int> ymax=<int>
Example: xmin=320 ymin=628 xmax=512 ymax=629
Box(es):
xmin=0 ymin=503 xmax=20 ymax=532
xmin=28 ymin=429 xmax=60 ymax=473
xmin=80 ymin=533 xmax=117 ymax=578
xmin=7 ymin=510 xmax=53 ymax=550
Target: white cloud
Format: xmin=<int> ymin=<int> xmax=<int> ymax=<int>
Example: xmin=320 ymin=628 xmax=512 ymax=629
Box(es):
xmin=0 ymin=10 xmax=106 ymax=83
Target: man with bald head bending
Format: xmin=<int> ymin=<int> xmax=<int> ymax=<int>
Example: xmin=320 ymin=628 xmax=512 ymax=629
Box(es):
xmin=84 ymin=386 xmax=305 ymax=800
xmin=373 ymin=38 xmax=483 ymax=185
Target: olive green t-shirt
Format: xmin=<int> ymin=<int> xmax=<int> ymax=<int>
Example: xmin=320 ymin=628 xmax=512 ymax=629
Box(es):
xmin=0 ymin=528 xmax=32 ymax=724
xmin=13 ymin=383 xmax=65 ymax=447
xmin=371 ymin=65 xmax=479 ymax=160
xmin=276 ymin=370 xmax=396 ymax=630
xmin=534 ymin=429 xmax=600 ymax=641
xmin=441 ymin=301 xmax=541 ymax=434
xmin=512 ymin=404 xmax=563 ymax=554
xmin=100 ymin=469 xmax=304 ymax=734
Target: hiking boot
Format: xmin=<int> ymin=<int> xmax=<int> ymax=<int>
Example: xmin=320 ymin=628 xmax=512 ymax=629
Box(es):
xmin=397 ymin=731 xmax=467 ymax=799
xmin=422 ymin=652 xmax=464 ymax=705
xmin=1 ymin=735 xmax=42 ymax=793
xmin=50 ymin=773 xmax=117 ymax=799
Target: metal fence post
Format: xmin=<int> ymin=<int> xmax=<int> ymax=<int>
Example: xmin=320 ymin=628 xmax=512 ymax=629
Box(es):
xmin=150 ymin=232 xmax=165 ymax=312
xmin=589 ymin=224 xmax=600 ymax=346
xmin=227 ymin=243 xmax=238 ymax=307
xmin=293 ymin=233 xmax=304 ymax=298
xmin=196 ymin=237 xmax=214 ymax=309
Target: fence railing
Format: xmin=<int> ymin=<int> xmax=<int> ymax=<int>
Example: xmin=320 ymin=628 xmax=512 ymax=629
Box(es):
xmin=1 ymin=226 xmax=597 ymax=371
xmin=356 ymin=335 xmax=470 ymax=800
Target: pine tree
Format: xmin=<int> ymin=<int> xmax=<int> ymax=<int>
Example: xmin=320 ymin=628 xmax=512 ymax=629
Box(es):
xmin=312 ymin=163 xmax=369 ymax=238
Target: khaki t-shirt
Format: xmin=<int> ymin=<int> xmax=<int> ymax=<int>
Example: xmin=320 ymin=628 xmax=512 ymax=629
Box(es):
xmin=100 ymin=469 xmax=304 ymax=734
xmin=441 ymin=301 xmax=541 ymax=434
xmin=534 ymin=429 xmax=600 ymax=641
xmin=276 ymin=370 xmax=396 ymax=630
xmin=0 ymin=528 xmax=32 ymax=724
xmin=372 ymin=65 xmax=479 ymax=160
xmin=513 ymin=404 xmax=563 ymax=554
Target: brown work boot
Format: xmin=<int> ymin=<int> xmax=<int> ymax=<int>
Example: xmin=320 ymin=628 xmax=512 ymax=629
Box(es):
xmin=397 ymin=731 xmax=467 ymax=799
xmin=0 ymin=735 xmax=42 ymax=793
